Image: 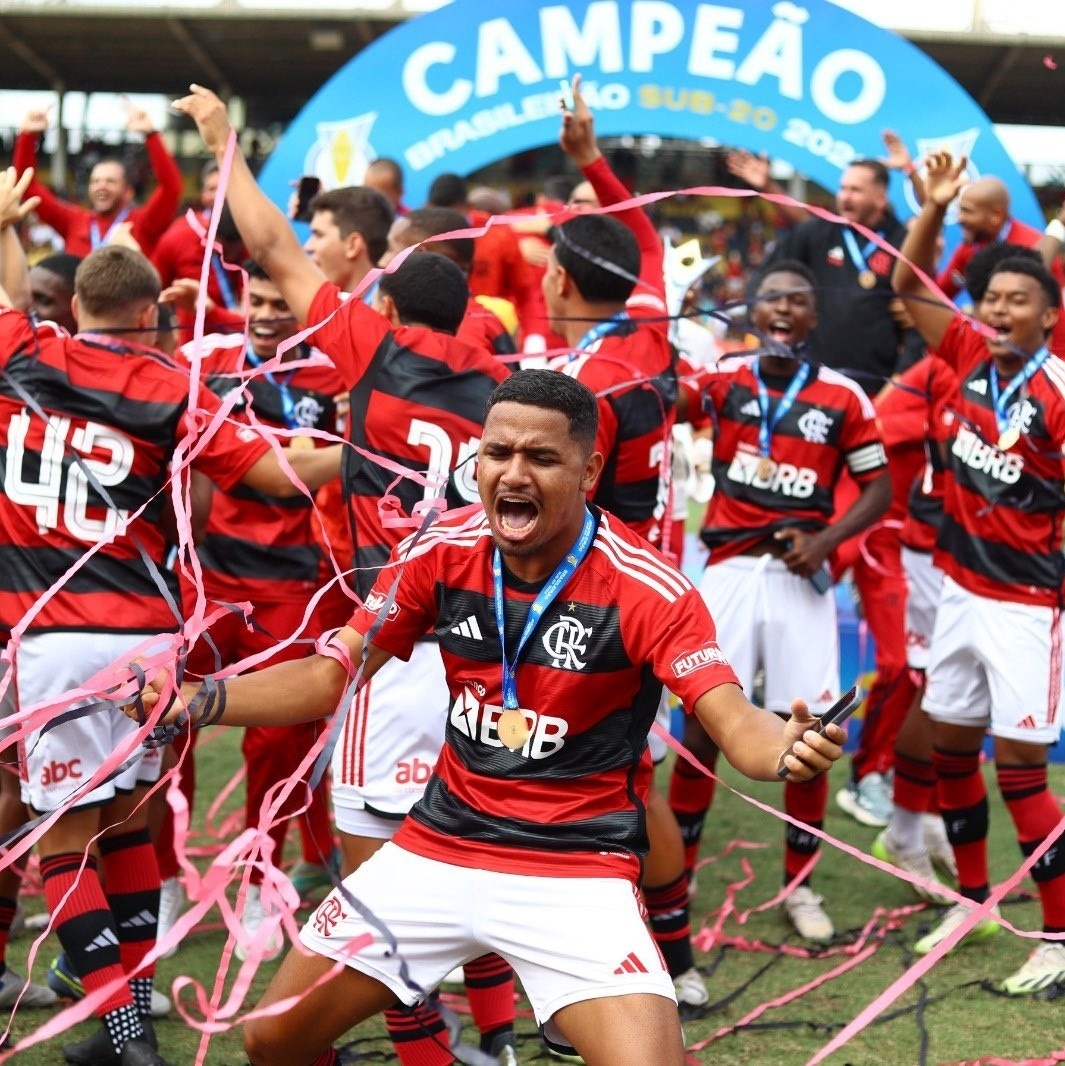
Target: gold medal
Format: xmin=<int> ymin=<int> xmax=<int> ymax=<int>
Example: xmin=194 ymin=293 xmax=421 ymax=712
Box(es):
xmin=997 ymin=426 xmax=1020 ymax=451
xmin=756 ymin=456 xmax=774 ymax=481
xmin=857 ymin=270 xmax=877 ymax=290
xmin=498 ymin=708 xmax=532 ymax=751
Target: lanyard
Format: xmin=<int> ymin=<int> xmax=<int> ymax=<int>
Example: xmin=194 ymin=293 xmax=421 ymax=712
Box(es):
xmin=245 ymin=348 xmax=301 ymax=429
xmin=568 ymin=311 xmax=630 ymax=362
xmin=210 ymin=253 xmax=238 ymax=310
xmin=491 ymin=507 xmax=595 ymax=710
xmin=840 ymin=227 xmax=881 ymax=272
xmin=752 ymin=360 xmax=810 ymax=459
xmin=988 ymin=345 xmax=1049 ymax=435
xmin=90 ymin=207 xmax=132 ymax=251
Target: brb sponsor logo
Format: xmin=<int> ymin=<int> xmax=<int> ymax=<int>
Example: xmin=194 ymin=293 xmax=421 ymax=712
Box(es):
xmin=951 ymin=425 xmax=1023 ymax=485
xmin=41 ymin=759 xmax=82 ymax=787
xmin=672 ymin=643 xmax=729 ymax=680
xmin=363 ymin=590 xmax=402 ymax=620
xmin=450 ymin=684 xmax=567 ymax=759
xmin=727 ymin=448 xmax=817 ymax=497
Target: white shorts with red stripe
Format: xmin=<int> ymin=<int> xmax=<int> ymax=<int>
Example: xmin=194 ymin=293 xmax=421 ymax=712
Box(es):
xmin=330 ymin=641 xmax=448 ymax=826
xmin=902 ymin=547 xmax=943 ymax=672
xmin=700 ymin=555 xmax=839 ymax=715
xmin=299 ymin=842 xmax=675 ymax=1040
xmin=923 ymin=576 xmax=1064 ymax=743
xmin=16 ymin=631 xmax=164 ymax=812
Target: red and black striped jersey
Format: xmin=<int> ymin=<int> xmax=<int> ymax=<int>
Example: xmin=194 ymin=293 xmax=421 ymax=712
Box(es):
xmin=880 ymin=356 xmax=959 ymax=554
xmin=933 ymin=317 xmax=1065 ymax=605
xmin=699 ymin=356 xmax=887 ymax=561
xmin=307 ymin=282 xmax=509 ymax=599
xmin=556 ymin=324 xmax=676 ymax=545
xmin=0 ymin=309 xmax=269 ymax=634
xmin=178 ymin=334 xmax=345 ymax=604
xmin=347 ymin=505 xmax=738 ymax=882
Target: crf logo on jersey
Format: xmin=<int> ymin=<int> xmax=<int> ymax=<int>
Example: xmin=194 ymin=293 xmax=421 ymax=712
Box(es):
xmin=726 ymin=449 xmax=817 ymax=498
xmin=1003 ymin=398 xmax=1037 ymax=437
xmin=541 ymin=616 xmax=592 ymax=670
xmin=449 ymin=685 xmax=567 ymax=759
xmin=293 ymin=395 xmax=325 ymax=428
xmin=41 ymin=759 xmax=82 ymax=786
xmin=798 ymin=409 xmax=834 ymax=444
xmin=951 ymin=425 xmax=1023 ymax=484
xmin=672 ymin=643 xmax=729 ymax=679
xmin=363 ymin=590 xmax=401 ymax=620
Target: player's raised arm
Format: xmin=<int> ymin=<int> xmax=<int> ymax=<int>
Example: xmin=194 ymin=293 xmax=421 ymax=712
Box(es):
xmin=172 ymin=84 xmax=324 ymax=324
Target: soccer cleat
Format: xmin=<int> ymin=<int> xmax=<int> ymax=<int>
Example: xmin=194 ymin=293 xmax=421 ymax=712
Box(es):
xmin=0 ymin=966 xmax=59 ymax=1008
xmin=156 ymin=876 xmax=185 ymax=960
xmin=235 ymin=884 xmax=284 ymax=963
xmin=488 ymin=1031 xmax=520 ymax=1066
xmin=835 ymin=772 xmax=892 ymax=827
xmin=871 ymin=830 xmax=954 ymax=905
xmin=783 ymin=885 xmax=834 ymax=943
xmin=913 ymin=901 xmax=1001 ymax=956
xmin=922 ymin=814 xmax=959 ymax=881
xmin=451 ymin=1043 xmax=502 ymax=1066
xmin=47 ymin=953 xmax=85 ymax=1001
xmin=120 ymin=1041 xmax=171 ymax=1066
xmin=672 ymin=965 xmax=709 ymax=1009
xmin=999 ymin=941 xmax=1065 ymax=996
xmin=63 ymin=1020 xmax=156 ymax=1065
xmin=288 ymin=850 xmax=339 ymax=898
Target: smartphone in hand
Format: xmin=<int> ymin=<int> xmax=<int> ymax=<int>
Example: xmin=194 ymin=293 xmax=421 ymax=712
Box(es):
xmin=776 ymin=684 xmax=864 ymax=779
xmin=293 ymin=176 xmax=322 ymax=222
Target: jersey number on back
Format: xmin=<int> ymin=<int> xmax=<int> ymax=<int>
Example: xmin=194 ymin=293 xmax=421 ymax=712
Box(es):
xmin=407 ymin=418 xmax=480 ymax=504
xmin=5 ymin=412 xmax=134 ymax=541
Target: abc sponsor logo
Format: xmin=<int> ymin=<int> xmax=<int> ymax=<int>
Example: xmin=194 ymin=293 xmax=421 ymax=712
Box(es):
xmin=41 ymin=759 xmax=82 ymax=786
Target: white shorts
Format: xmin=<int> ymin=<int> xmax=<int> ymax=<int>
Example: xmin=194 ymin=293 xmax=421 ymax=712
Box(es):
xmin=700 ymin=555 xmax=839 ymax=715
xmin=331 ymin=642 xmax=448 ymax=819
xmin=0 ymin=657 xmax=15 ymax=742
xmin=16 ymin=632 xmax=164 ymax=812
xmin=902 ymin=547 xmax=943 ymax=672
xmin=299 ymin=842 xmax=674 ymax=1039
xmin=923 ymin=576 xmax=1064 ymax=744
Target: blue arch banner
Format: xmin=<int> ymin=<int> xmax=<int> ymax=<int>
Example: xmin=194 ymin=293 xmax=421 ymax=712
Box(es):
xmin=258 ymin=0 xmax=1038 ymax=230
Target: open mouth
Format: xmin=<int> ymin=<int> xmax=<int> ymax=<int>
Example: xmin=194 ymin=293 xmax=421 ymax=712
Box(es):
xmin=495 ymin=496 xmax=539 ymax=541
xmin=767 ymin=318 xmax=793 ymax=343
xmin=251 ymin=324 xmax=280 ymax=340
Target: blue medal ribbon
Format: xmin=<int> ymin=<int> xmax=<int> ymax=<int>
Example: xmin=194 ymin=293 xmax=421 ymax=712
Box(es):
xmin=988 ymin=345 xmax=1049 ymax=437
xmin=245 ymin=347 xmax=301 ymax=429
xmin=90 ymin=207 xmax=132 ymax=251
xmin=491 ymin=507 xmax=595 ymax=711
xmin=751 ymin=360 xmax=811 ymax=462
xmin=840 ymin=227 xmax=881 ymax=277
xmin=210 ymin=253 xmax=238 ymax=310
xmin=567 ymin=311 xmax=630 ymax=363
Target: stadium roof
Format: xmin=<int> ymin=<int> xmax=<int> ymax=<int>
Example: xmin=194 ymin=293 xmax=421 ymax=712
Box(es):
xmin=1 ymin=4 xmax=1064 ymax=128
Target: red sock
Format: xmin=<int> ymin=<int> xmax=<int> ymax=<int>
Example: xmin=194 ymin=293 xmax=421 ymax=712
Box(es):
xmin=668 ymin=754 xmax=717 ymax=878
xmin=154 ymin=729 xmax=197 ymax=882
xmin=644 ymin=873 xmax=693 ymax=977
xmin=997 ymin=763 xmax=1065 ymax=932
xmin=100 ymin=828 xmax=160 ymax=980
xmin=783 ymin=774 xmax=828 ymax=884
xmin=932 ymin=747 xmax=988 ymax=899
xmin=462 ymin=952 xmax=515 ymax=1034
xmin=384 ymin=1002 xmax=453 ymax=1066
xmin=0 ymin=896 xmax=14 ymax=967
xmin=893 ymin=752 xmax=936 ymax=814
xmin=41 ymin=853 xmax=132 ymax=1016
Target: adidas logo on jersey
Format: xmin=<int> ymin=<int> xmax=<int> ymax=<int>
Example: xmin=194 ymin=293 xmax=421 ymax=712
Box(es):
xmin=450 ymin=615 xmax=483 ymax=640
xmin=967 ymin=378 xmax=988 ymax=395
xmin=739 ymin=398 xmax=761 ymax=418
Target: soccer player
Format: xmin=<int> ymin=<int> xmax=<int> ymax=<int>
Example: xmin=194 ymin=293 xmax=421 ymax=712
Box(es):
xmin=129 ymin=368 xmax=846 ymax=1066
xmin=173 ymin=84 xmax=517 ymax=1064
xmin=0 ymin=170 xmax=341 ymax=1062
xmin=670 ymin=261 xmax=891 ymax=942
xmin=893 ymin=150 xmax=1065 ymax=995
